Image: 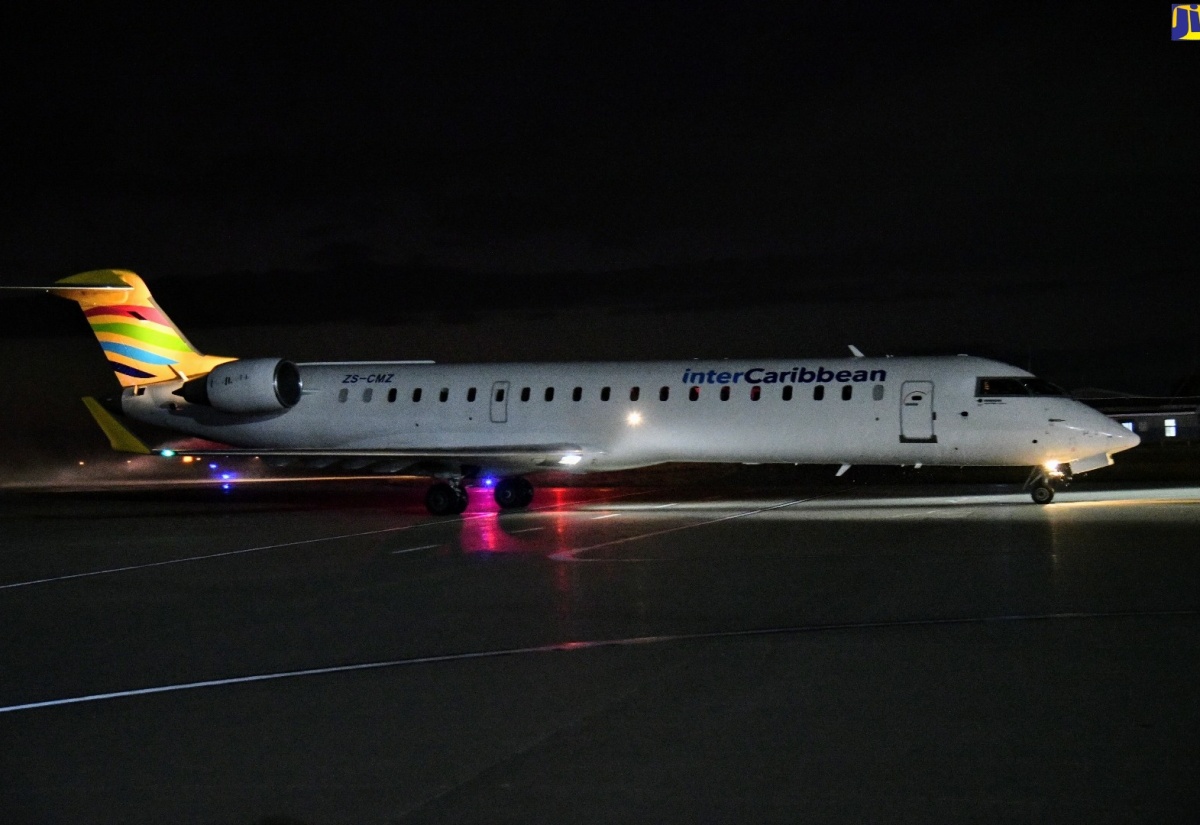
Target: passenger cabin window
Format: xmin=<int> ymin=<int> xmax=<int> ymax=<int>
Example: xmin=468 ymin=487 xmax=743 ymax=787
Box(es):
xmin=841 ymin=385 xmax=852 ymax=401
xmin=545 ymin=387 xmax=555 ymax=402
xmin=572 ymin=386 xmax=582 ymax=402
xmin=521 ymin=387 xmax=531 ymax=402
xmin=495 ymin=387 xmax=505 ymax=402
xmin=338 ymin=388 xmax=348 ymax=403
xmin=976 ymin=377 xmax=1067 ymax=397
xmin=412 ymin=388 xmax=422 ymax=403
xmin=387 ymin=388 xmax=397 ymax=403
xmin=720 ymin=386 xmax=730 ymax=401
xmin=750 ymin=386 xmax=761 ymax=401
xmin=467 ymin=387 xmax=477 ymax=402
xmin=363 ymin=388 xmax=373 ymax=402
xmin=659 ymin=386 xmax=670 ymax=401
xmin=689 ymin=386 xmax=700 ymax=401
xmin=439 ymin=388 xmax=449 ymax=402
xmin=782 ymin=385 xmax=793 ymax=401
xmin=872 ymin=384 xmax=884 ymax=401
xmin=601 ymin=386 xmax=611 ymax=401
xmin=630 ymin=387 xmax=640 ymax=401
xmin=814 ymin=385 xmax=825 ymax=401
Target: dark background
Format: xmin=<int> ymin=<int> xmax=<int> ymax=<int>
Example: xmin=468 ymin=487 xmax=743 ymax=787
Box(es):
xmin=1 ymin=4 xmax=1197 ymax=469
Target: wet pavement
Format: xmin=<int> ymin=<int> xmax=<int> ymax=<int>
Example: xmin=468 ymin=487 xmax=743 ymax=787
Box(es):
xmin=1 ymin=480 xmax=1198 ymax=823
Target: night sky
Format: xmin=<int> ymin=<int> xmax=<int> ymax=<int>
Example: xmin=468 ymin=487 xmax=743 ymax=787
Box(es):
xmin=2 ymin=4 xmax=1199 ymax=464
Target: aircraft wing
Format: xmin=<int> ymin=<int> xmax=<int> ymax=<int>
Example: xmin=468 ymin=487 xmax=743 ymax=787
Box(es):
xmin=160 ymin=444 xmax=592 ymax=476
xmin=81 ymin=397 xmax=591 ymax=474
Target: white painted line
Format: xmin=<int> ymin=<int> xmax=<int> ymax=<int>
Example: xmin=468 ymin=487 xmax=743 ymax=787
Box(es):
xmin=3 ymin=608 xmax=1193 ymax=715
xmin=551 ymin=493 xmax=841 ymax=562
xmin=0 ymin=487 xmax=663 ymax=591
xmin=0 ymin=524 xmax=434 ymax=590
xmin=391 ymin=544 xmax=440 ymax=554
xmin=591 ymin=513 xmax=620 ymax=520
xmin=510 ymin=527 xmax=544 ymax=534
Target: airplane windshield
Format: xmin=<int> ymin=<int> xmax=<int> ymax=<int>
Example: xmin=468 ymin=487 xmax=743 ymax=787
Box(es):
xmin=976 ymin=377 xmax=1068 ymax=397
xmin=1020 ymin=378 xmax=1067 ymax=396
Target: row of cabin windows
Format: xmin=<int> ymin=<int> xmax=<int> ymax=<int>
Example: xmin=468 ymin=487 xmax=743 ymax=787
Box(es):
xmin=337 ymin=384 xmax=887 ymax=404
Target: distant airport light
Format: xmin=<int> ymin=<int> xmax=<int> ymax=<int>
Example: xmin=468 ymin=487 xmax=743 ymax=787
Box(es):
xmin=160 ymin=449 xmax=176 ymax=457
xmin=482 ymin=476 xmax=496 ymax=487
xmin=559 ymin=454 xmax=582 ymax=466
xmin=181 ymin=455 xmax=195 ymax=463
xmin=1165 ymin=418 xmax=1178 ymax=437
xmin=208 ymin=463 xmax=218 ymax=470
xmin=626 ymin=411 xmax=643 ymax=427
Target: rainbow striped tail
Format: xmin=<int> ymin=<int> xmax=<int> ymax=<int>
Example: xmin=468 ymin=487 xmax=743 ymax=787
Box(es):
xmin=50 ymin=270 xmax=234 ymax=388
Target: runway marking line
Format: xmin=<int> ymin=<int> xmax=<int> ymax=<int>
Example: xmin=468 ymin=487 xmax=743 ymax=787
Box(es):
xmin=551 ymin=493 xmax=840 ymax=562
xmin=1 ymin=608 xmax=1194 ymax=715
xmin=0 ymin=487 xmax=663 ymax=590
xmin=391 ymin=544 xmax=441 ymax=555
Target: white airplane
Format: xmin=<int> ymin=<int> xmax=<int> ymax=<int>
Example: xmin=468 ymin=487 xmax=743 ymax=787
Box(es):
xmin=9 ymin=269 xmax=1138 ymax=513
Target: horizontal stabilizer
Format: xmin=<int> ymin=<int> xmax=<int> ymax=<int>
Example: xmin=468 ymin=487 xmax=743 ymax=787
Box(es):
xmin=81 ymin=397 xmax=151 ymax=454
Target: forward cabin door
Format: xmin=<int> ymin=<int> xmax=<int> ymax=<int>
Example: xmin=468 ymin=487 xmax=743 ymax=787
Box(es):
xmin=900 ymin=381 xmax=937 ymax=443
xmin=490 ymin=381 xmax=510 ymax=423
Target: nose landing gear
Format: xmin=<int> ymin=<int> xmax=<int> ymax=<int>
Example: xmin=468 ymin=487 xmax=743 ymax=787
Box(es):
xmin=1026 ymin=463 xmax=1072 ymax=504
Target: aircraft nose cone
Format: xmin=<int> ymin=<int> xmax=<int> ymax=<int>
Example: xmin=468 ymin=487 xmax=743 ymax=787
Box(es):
xmin=1101 ymin=415 xmax=1140 ymax=452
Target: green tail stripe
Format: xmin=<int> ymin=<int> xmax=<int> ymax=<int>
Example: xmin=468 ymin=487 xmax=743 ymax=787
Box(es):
xmin=89 ymin=322 xmax=192 ymax=352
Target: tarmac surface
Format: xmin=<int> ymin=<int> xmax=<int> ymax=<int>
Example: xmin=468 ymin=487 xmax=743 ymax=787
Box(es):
xmin=1 ymin=477 xmax=1199 ymax=824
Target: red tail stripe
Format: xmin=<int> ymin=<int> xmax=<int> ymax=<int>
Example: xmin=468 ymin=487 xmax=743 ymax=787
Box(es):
xmin=83 ymin=305 xmax=173 ymax=327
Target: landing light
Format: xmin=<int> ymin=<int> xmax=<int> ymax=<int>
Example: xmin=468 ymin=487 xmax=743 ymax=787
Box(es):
xmin=626 ymin=411 xmax=643 ymax=427
xmin=559 ymin=454 xmax=582 ymax=466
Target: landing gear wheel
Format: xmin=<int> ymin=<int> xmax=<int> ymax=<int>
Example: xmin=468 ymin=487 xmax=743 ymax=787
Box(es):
xmin=426 ymin=482 xmax=469 ymax=515
xmin=1031 ymin=483 xmax=1055 ymax=505
xmin=516 ymin=477 xmax=534 ymax=507
xmin=494 ymin=476 xmax=534 ymax=510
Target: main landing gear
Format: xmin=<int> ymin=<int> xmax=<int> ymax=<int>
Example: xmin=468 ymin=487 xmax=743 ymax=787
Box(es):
xmin=423 ymin=476 xmax=535 ymax=516
xmin=425 ymin=480 xmax=469 ymax=516
xmin=493 ymin=476 xmax=534 ymax=510
xmin=1026 ymin=463 xmax=1072 ymax=505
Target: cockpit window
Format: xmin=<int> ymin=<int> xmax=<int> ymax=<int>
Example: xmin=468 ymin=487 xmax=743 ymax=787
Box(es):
xmin=1021 ymin=378 xmax=1066 ymax=396
xmin=976 ymin=377 xmax=1028 ymax=396
xmin=976 ymin=377 xmax=1068 ymax=397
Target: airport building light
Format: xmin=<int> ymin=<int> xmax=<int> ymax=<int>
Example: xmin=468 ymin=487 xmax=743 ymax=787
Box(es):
xmin=1165 ymin=418 xmax=1177 ymax=437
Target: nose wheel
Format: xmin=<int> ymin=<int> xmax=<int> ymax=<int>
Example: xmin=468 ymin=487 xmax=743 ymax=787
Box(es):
xmin=1026 ymin=464 xmax=1071 ymax=505
xmin=1030 ymin=482 xmax=1055 ymax=504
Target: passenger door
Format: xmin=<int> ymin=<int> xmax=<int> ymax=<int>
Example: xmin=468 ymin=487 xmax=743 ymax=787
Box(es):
xmin=900 ymin=381 xmax=937 ymax=443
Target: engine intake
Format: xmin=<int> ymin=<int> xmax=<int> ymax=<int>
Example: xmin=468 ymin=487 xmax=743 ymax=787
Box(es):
xmin=177 ymin=358 xmax=302 ymax=414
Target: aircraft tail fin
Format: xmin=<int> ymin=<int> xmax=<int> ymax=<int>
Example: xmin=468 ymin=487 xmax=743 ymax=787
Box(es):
xmin=49 ymin=270 xmax=234 ymax=387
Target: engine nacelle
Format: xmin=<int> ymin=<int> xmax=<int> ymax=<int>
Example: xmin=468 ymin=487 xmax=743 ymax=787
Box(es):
xmin=177 ymin=358 xmax=302 ymax=414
